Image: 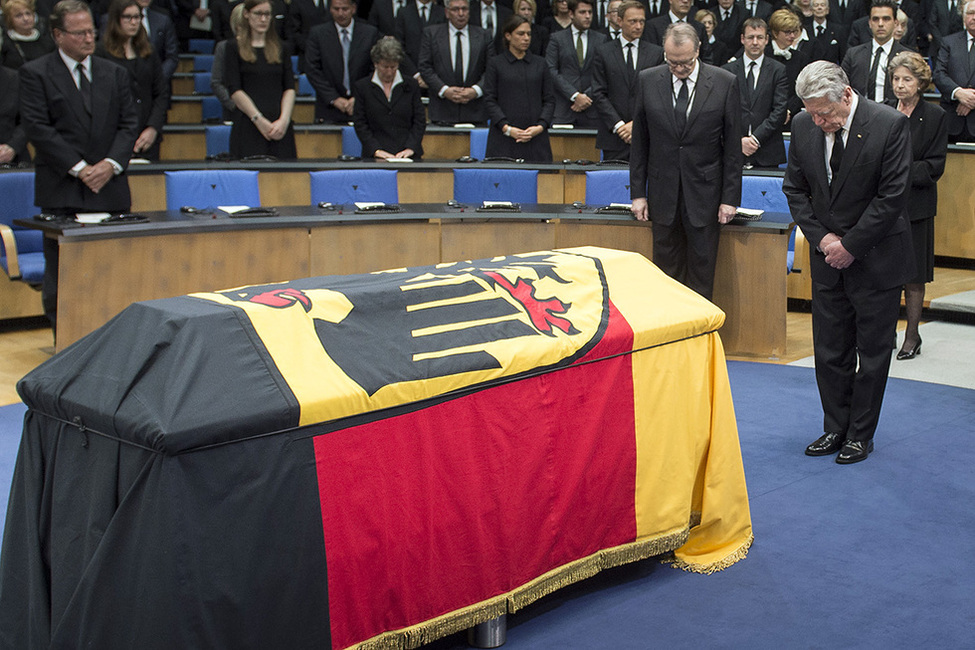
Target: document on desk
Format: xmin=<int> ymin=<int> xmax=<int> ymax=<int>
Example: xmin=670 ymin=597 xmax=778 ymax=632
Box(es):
xmin=75 ymin=212 xmax=112 ymax=224
xmin=218 ymin=206 xmax=253 ymax=214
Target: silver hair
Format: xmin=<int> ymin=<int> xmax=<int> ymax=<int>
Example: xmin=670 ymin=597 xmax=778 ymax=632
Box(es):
xmin=795 ymin=60 xmax=850 ymax=103
xmin=370 ymin=36 xmax=404 ymax=63
xmin=663 ymin=21 xmax=700 ymax=50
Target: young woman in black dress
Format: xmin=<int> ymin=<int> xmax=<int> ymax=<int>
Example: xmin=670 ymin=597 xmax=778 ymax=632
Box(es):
xmin=483 ymin=15 xmax=555 ymax=162
xmin=96 ymin=0 xmax=170 ymax=161
xmin=224 ymin=0 xmax=296 ymax=159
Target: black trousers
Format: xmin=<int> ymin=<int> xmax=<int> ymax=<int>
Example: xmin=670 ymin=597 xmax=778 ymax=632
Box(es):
xmin=811 ymin=273 xmax=901 ymax=442
xmin=651 ymin=185 xmax=720 ymax=301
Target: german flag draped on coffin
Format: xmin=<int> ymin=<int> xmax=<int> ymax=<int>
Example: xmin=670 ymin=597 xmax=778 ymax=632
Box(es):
xmin=1 ymin=246 xmax=752 ymax=650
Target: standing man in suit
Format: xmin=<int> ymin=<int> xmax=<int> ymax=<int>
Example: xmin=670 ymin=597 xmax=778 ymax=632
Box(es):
xmin=723 ymin=17 xmax=789 ymax=168
xmin=645 ymin=0 xmax=711 ymax=61
xmin=545 ymin=0 xmax=606 ymax=126
xmin=19 ymin=0 xmax=138 ymax=336
xmin=846 ymin=0 xmax=916 ymax=48
xmin=828 ymin=0 xmax=865 ymax=25
xmin=135 ymin=0 xmax=179 ymax=79
xmin=305 ymin=0 xmax=381 ymax=122
xmin=783 ymin=61 xmax=912 ymax=464
xmin=740 ymin=0 xmax=773 ymax=21
xmin=368 ymin=0 xmax=408 ymax=35
xmin=598 ymin=0 xmax=624 ymax=40
xmin=933 ymin=0 xmax=975 ymax=141
xmin=470 ymin=0 xmax=513 ymax=53
xmin=805 ymin=0 xmax=849 ymax=63
xmin=644 ymin=0 xmax=669 ymax=19
xmin=397 ymin=0 xmax=446 ymax=67
xmin=418 ymin=0 xmax=493 ymax=124
xmin=841 ymin=0 xmax=909 ymax=102
xmin=926 ymin=0 xmax=965 ymax=61
xmin=711 ymin=0 xmax=746 ymax=52
xmin=630 ymin=22 xmax=742 ymax=300
xmin=591 ymin=0 xmax=663 ymax=160
xmin=287 ymin=0 xmax=330 ymax=71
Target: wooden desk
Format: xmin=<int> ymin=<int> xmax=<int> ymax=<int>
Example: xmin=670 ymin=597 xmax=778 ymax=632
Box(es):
xmin=19 ymin=205 xmax=791 ymax=358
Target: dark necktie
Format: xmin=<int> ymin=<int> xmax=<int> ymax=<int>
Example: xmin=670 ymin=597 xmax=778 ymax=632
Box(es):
xmin=817 ymin=24 xmax=824 ymax=37
xmin=868 ymin=46 xmax=883 ymax=101
xmin=748 ymin=1 xmax=755 ymax=16
xmin=576 ymin=30 xmax=585 ymax=66
xmin=421 ymin=4 xmax=427 ymax=23
xmin=830 ymin=128 xmax=844 ymax=184
xmin=455 ymin=31 xmax=464 ymax=84
xmin=625 ymin=42 xmax=635 ymax=84
xmin=675 ymin=78 xmax=688 ymax=134
xmin=723 ymin=9 xmax=730 ymax=21
xmin=969 ymin=37 xmax=975 ymax=76
xmin=485 ymin=6 xmax=493 ymax=36
xmin=341 ymin=28 xmax=351 ymax=93
xmin=745 ymin=60 xmax=756 ymax=102
xmin=76 ymin=62 xmax=91 ymax=114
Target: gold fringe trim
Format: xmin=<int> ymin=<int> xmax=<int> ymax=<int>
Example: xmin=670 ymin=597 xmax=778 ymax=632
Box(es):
xmin=667 ymin=532 xmax=755 ymax=575
xmin=348 ymin=528 xmax=690 ymax=650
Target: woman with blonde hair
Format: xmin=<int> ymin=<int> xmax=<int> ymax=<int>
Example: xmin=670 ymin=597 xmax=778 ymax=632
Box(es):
xmin=0 ymin=0 xmax=55 ymax=69
xmin=224 ymin=0 xmax=296 ymax=159
xmin=766 ymin=8 xmax=810 ymax=122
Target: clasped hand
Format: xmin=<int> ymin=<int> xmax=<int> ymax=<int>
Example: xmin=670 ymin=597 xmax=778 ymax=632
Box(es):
xmin=820 ymin=232 xmax=854 ymax=269
xmin=79 ymin=160 xmax=114 ymax=194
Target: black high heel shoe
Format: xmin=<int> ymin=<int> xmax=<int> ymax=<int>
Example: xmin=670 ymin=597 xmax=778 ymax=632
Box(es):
xmin=896 ymin=338 xmax=922 ymax=360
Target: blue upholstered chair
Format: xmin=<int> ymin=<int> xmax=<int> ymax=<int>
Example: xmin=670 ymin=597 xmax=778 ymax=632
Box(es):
xmin=780 ymin=138 xmax=791 ymax=169
xmin=164 ymin=170 xmax=261 ymax=210
xmin=297 ymin=74 xmax=315 ymax=97
xmin=469 ymin=128 xmax=488 ymax=159
xmin=309 ymin=170 xmax=399 ymax=204
xmin=205 ymin=125 xmax=232 ymax=157
xmin=193 ymin=54 xmax=214 ymax=72
xmin=201 ymin=96 xmax=223 ymax=122
xmin=188 ymin=38 xmax=215 ymax=54
xmin=0 ymin=171 xmax=44 ymax=285
xmin=452 ymin=169 xmax=538 ymax=204
xmin=193 ymin=72 xmax=212 ymax=95
xmin=740 ymin=175 xmax=796 ymax=272
xmin=341 ymin=126 xmax=363 ymax=157
xmin=584 ymin=170 xmax=631 ymax=204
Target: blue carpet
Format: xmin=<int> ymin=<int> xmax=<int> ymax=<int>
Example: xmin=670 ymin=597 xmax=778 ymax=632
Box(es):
xmin=1 ymin=364 xmax=973 ymax=647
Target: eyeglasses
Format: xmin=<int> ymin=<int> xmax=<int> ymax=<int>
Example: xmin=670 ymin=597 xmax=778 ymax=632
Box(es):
xmin=61 ymin=28 xmax=96 ymax=37
xmin=666 ymin=56 xmax=697 ymax=70
xmin=250 ymin=10 xmax=272 ymax=17
xmin=120 ymin=13 xmax=142 ymax=21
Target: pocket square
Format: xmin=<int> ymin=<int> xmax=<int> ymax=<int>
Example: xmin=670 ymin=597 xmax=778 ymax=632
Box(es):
xmin=830 ymin=39 xmax=837 ymax=45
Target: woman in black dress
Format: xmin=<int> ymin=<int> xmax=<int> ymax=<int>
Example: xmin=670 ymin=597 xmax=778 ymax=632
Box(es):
xmin=96 ymin=0 xmax=171 ymax=161
xmin=224 ymin=0 xmax=296 ymax=159
xmin=0 ymin=66 xmax=29 ymax=163
xmin=1 ymin=0 xmax=55 ymax=70
xmin=484 ymin=15 xmax=555 ymax=162
xmin=352 ymin=38 xmax=426 ymax=160
xmin=887 ymin=51 xmax=948 ymax=360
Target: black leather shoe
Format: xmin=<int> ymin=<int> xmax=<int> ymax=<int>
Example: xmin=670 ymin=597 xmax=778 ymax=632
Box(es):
xmin=896 ymin=338 xmax=921 ymax=360
xmin=805 ymin=432 xmax=844 ymax=456
xmin=836 ymin=439 xmax=874 ymax=464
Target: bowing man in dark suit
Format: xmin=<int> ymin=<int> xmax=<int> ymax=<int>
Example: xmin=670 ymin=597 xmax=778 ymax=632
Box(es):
xmin=804 ymin=0 xmax=849 ymax=63
xmin=352 ymin=37 xmax=426 ymax=158
xmin=841 ymin=0 xmax=909 ymax=102
xmin=591 ymin=0 xmax=663 ymax=160
xmin=418 ymin=0 xmax=493 ymax=124
xmin=545 ymin=0 xmax=606 ymax=126
xmin=19 ymin=0 xmax=138 ymax=335
xmin=723 ymin=17 xmax=789 ymax=167
xmin=305 ymin=0 xmax=381 ymax=122
xmin=783 ymin=61 xmax=913 ymax=464
xmin=933 ymin=0 xmax=975 ymax=142
xmin=630 ymin=22 xmax=742 ymax=300
xmin=887 ymin=51 xmax=948 ymax=361
xmin=396 ymin=0 xmax=446 ymax=66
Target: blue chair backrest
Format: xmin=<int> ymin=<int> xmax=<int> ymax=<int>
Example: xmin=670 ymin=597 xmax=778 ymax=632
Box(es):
xmin=297 ymin=74 xmax=314 ymax=96
xmin=194 ymin=72 xmax=212 ymax=95
xmin=585 ymin=170 xmax=631 ymax=204
xmin=469 ymin=128 xmax=488 ymax=159
xmin=780 ymin=138 xmax=790 ymax=169
xmin=309 ymin=170 xmax=399 ymax=204
xmin=0 ymin=171 xmax=43 ymax=282
xmin=740 ymin=175 xmax=789 ymax=214
xmin=193 ymin=54 xmax=214 ymax=72
xmin=291 ymin=55 xmax=299 ymax=75
xmin=341 ymin=126 xmax=362 ymax=157
xmin=453 ymin=169 xmax=538 ymax=204
xmin=188 ymin=38 xmax=215 ymax=54
xmin=164 ymin=170 xmax=261 ymax=210
xmin=205 ymin=125 xmax=232 ymax=157
xmin=201 ymin=96 xmax=222 ymax=121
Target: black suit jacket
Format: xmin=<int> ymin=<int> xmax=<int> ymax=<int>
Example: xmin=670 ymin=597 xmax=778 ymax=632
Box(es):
xmin=0 ymin=66 xmax=29 ymax=163
xmin=847 ymin=15 xmax=916 ymax=50
xmin=645 ymin=15 xmax=712 ymax=61
xmin=783 ymin=97 xmax=913 ymax=289
xmin=287 ymin=0 xmax=331 ymax=61
xmin=469 ymin=2 xmax=513 ymax=54
xmin=305 ymin=19 xmax=381 ymax=122
xmin=396 ymin=2 xmax=446 ymax=66
xmin=591 ymin=38 xmax=664 ymax=151
xmin=352 ymin=74 xmax=426 ymax=157
xmin=723 ymin=55 xmax=789 ymax=167
xmin=145 ymin=7 xmax=180 ymax=79
xmin=711 ymin=3 xmax=746 ymax=52
xmin=630 ymin=62 xmax=743 ymax=227
xmin=933 ymin=30 xmax=975 ymax=137
xmin=895 ymin=99 xmax=948 ymax=221
xmin=418 ymin=23 xmax=493 ymax=123
xmin=737 ymin=0 xmax=772 ymax=22
xmin=927 ymin=0 xmax=965 ymax=59
xmin=367 ymin=0 xmax=401 ymax=35
xmin=19 ymin=53 xmax=138 ymax=212
xmin=841 ymin=40 xmax=911 ymax=103
xmin=545 ymin=27 xmax=608 ymax=124
xmin=803 ymin=18 xmax=849 ymax=64
xmin=827 ymin=0 xmax=865 ymax=25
